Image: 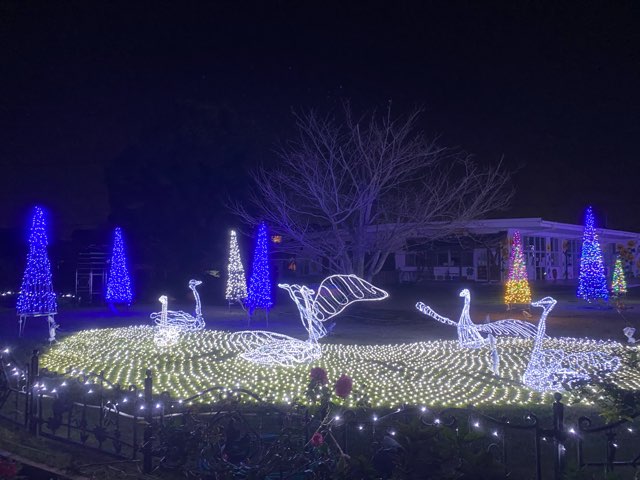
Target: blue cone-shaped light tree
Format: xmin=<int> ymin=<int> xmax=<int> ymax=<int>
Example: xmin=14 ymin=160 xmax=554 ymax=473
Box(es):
xmin=246 ymin=222 xmax=273 ymax=315
xmin=105 ymin=227 xmax=133 ymax=305
xmin=17 ymin=206 xmax=57 ymax=315
xmin=577 ymin=206 xmax=609 ymax=302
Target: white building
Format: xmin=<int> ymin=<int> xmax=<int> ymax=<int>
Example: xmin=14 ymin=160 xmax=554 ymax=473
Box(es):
xmin=394 ymin=218 xmax=640 ymax=283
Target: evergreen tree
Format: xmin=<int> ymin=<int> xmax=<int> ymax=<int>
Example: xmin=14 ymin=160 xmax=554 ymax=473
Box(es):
xmin=106 ymin=227 xmax=133 ymax=305
xmin=577 ymin=206 xmax=609 ymax=302
xmin=17 ymin=206 xmax=57 ymax=315
xmin=505 ymin=230 xmax=531 ymax=305
xmin=225 ymin=230 xmax=248 ymax=304
xmin=246 ymin=222 xmax=273 ymax=314
xmin=611 ymin=256 xmax=627 ymax=297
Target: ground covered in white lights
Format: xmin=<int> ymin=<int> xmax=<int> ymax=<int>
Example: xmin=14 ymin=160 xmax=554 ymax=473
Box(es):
xmin=41 ymin=326 xmax=640 ymax=408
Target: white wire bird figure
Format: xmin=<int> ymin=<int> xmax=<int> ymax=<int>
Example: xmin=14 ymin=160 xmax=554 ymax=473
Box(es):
xmin=416 ymin=288 xmax=539 ymax=349
xmin=522 ymin=296 xmax=620 ymax=392
xmin=231 ymin=274 xmax=389 ymax=367
xmin=150 ymin=279 xmax=205 ymax=346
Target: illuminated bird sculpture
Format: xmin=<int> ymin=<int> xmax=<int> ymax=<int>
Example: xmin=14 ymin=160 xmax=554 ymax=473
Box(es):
xmin=231 ymin=274 xmax=389 ymax=367
xmin=522 ymin=296 xmax=620 ymax=391
xmin=416 ymin=288 xmax=539 ymax=349
xmin=150 ymin=279 xmax=205 ymax=346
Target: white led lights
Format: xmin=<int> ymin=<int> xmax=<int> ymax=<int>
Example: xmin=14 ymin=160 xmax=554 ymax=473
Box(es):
xmin=522 ymin=296 xmax=620 ymax=392
xmin=150 ymin=280 xmax=205 ymax=346
xmin=417 ymin=289 xmax=539 ymax=349
xmin=40 ymin=324 xmax=639 ymax=409
xmin=231 ymin=275 xmax=388 ymax=366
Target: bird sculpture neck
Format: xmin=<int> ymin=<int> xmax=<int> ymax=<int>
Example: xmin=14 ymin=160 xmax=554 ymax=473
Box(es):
xmin=532 ymin=302 xmax=554 ymax=355
xmin=190 ymin=284 xmax=202 ymax=318
xmin=459 ymin=292 xmax=472 ymax=326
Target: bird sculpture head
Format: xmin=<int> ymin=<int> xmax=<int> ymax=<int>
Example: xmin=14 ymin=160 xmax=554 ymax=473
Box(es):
xmin=459 ymin=289 xmax=471 ymax=299
xmin=531 ymin=296 xmax=557 ymax=310
xmin=158 ymin=295 xmax=168 ymax=304
xmin=189 ymin=279 xmax=202 ymax=288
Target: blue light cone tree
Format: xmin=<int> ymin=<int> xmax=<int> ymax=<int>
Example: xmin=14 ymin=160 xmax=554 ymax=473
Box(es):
xmin=577 ymin=206 xmax=609 ymax=302
xmin=17 ymin=206 xmax=57 ymax=315
xmin=105 ymin=227 xmax=133 ymax=305
xmin=246 ymin=222 xmax=273 ymax=315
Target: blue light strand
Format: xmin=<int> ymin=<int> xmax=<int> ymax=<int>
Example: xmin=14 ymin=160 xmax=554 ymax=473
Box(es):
xmin=577 ymin=206 xmax=609 ymax=302
xmin=17 ymin=206 xmax=57 ymax=315
xmin=105 ymin=227 xmax=133 ymax=305
xmin=246 ymin=222 xmax=273 ymax=314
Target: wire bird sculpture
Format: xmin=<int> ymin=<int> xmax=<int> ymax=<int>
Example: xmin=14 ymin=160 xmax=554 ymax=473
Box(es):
xmin=231 ymin=274 xmax=389 ymax=367
xmin=416 ymin=289 xmax=539 ymax=349
xmin=150 ymin=279 xmax=205 ymax=346
xmin=522 ymin=296 xmax=621 ymax=392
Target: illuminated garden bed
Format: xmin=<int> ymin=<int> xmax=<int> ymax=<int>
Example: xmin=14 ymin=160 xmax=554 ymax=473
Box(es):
xmin=41 ymin=325 xmax=640 ymax=408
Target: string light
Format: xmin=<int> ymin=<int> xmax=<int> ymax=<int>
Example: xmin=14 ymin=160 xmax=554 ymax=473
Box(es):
xmin=17 ymin=206 xmax=57 ymax=315
xmin=522 ymin=297 xmax=620 ymax=392
xmin=505 ymin=231 xmax=531 ymax=305
xmin=225 ymin=230 xmax=248 ymax=305
xmin=105 ymin=227 xmax=133 ymax=305
xmin=416 ymin=289 xmax=538 ymax=349
xmin=246 ymin=222 xmax=273 ymax=315
xmin=231 ymin=275 xmax=388 ymax=366
xmin=577 ymin=206 xmax=609 ymax=302
xmin=611 ymin=256 xmax=627 ymax=297
xmin=150 ymin=280 xmax=205 ymax=346
xmin=40 ymin=324 xmax=639 ymax=409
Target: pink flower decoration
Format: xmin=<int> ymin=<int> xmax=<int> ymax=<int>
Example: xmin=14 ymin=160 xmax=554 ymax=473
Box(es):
xmin=310 ymin=432 xmax=324 ymax=447
xmin=334 ymin=374 xmax=353 ymax=398
xmin=310 ymin=367 xmax=328 ymax=385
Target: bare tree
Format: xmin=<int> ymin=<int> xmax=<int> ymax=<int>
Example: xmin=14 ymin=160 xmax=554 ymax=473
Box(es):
xmin=235 ymin=105 xmax=512 ymax=281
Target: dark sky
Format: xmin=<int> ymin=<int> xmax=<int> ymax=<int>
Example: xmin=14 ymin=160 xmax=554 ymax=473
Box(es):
xmin=1 ymin=1 xmax=639 ymax=237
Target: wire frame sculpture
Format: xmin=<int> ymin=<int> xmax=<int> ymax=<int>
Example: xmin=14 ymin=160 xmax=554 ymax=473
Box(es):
xmin=150 ymin=279 xmax=205 ymax=346
xmin=231 ymin=274 xmax=389 ymax=367
xmin=416 ymin=289 xmax=539 ymax=349
xmin=522 ymin=296 xmax=621 ymax=392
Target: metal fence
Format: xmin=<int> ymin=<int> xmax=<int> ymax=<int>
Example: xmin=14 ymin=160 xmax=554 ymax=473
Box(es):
xmin=0 ymin=349 xmax=638 ymax=478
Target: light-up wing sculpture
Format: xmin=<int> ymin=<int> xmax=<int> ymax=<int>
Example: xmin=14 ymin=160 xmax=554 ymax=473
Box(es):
xmin=415 ymin=302 xmax=458 ymax=327
xmin=476 ymin=319 xmax=539 ymax=338
xmin=311 ymin=274 xmax=390 ymax=322
xmin=234 ymin=275 xmax=388 ymax=366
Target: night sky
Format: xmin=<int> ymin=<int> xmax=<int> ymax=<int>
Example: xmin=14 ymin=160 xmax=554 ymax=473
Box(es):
xmin=1 ymin=1 xmax=639 ymax=238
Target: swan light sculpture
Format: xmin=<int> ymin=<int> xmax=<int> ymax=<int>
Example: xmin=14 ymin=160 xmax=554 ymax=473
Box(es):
xmin=231 ymin=274 xmax=389 ymax=367
xmin=416 ymin=289 xmax=539 ymax=349
xmin=522 ymin=296 xmax=620 ymax=392
xmin=150 ymin=279 xmax=205 ymax=346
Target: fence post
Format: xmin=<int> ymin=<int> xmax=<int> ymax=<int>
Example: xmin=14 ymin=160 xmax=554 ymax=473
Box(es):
xmin=28 ymin=349 xmax=39 ymax=434
xmin=143 ymin=369 xmax=153 ymax=474
xmin=552 ymin=393 xmax=565 ymax=480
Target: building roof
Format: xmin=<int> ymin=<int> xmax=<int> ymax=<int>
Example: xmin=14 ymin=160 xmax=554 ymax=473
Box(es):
xmin=464 ymin=218 xmax=640 ymax=241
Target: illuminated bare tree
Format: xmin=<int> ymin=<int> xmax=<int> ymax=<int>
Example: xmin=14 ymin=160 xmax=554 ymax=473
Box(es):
xmin=235 ymin=105 xmax=511 ymax=281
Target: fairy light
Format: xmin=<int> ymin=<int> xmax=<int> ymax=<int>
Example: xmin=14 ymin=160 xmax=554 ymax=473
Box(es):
xmin=504 ymin=231 xmax=531 ymax=305
xmin=39 ymin=324 xmax=640 ymax=409
xmin=523 ymin=297 xmax=620 ymax=392
xmin=611 ymin=256 xmax=627 ymax=297
xmin=577 ymin=206 xmax=609 ymax=302
xmin=231 ymin=274 xmax=388 ymax=366
xmin=105 ymin=227 xmax=133 ymax=305
xmin=417 ymin=289 xmax=538 ymax=349
xmin=150 ymin=280 xmax=205 ymax=346
xmin=17 ymin=206 xmax=57 ymax=316
xmin=225 ymin=230 xmax=248 ymax=305
xmin=246 ymin=222 xmax=273 ymax=315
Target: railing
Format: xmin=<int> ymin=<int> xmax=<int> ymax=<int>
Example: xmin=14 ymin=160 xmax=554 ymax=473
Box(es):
xmin=1 ymin=350 xmax=638 ymax=478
